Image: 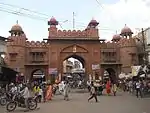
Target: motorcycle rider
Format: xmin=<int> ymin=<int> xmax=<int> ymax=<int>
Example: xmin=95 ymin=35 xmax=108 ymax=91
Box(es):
xmin=20 ymin=84 xmax=30 ymax=112
xmin=9 ymin=83 xmax=17 ymax=99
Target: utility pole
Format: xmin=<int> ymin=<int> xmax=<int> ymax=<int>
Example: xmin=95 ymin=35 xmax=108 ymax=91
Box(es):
xmin=73 ymin=12 xmax=75 ymax=30
xmin=141 ymin=28 xmax=147 ymax=64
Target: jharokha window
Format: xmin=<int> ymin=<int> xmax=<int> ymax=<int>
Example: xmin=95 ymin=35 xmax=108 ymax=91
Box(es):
xmin=30 ymin=52 xmax=45 ymax=62
xmin=9 ymin=53 xmax=17 ymax=61
xmin=102 ymin=52 xmax=116 ymax=62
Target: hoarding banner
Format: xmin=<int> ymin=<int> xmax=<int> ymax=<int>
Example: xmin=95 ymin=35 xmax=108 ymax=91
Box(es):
xmin=131 ymin=66 xmax=141 ymax=76
xmin=49 ymin=68 xmax=58 ymax=75
xmin=92 ymin=64 xmax=100 ymax=70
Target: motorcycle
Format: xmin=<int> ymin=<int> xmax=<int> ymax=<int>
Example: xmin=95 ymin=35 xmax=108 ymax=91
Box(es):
xmin=0 ymin=92 xmax=15 ymax=106
xmin=0 ymin=95 xmax=7 ymax=106
xmin=6 ymin=93 xmax=37 ymax=112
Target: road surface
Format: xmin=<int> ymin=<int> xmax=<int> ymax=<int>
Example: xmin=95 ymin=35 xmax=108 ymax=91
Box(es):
xmin=0 ymin=90 xmax=149 ymax=113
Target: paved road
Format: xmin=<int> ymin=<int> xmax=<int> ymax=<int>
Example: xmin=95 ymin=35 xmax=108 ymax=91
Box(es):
xmin=0 ymin=91 xmax=150 ymax=113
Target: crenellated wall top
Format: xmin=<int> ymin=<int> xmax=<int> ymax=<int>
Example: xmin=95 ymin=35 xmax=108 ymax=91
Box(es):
xmin=25 ymin=40 xmax=49 ymax=47
xmin=48 ymin=28 xmax=99 ymax=38
xmin=118 ymin=38 xmax=136 ymax=47
xmin=101 ymin=38 xmax=137 ymax=49
xmin=6 ymin=36 xmax=26 ymax=46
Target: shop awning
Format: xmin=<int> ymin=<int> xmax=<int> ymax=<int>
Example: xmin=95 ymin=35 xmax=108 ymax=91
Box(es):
xmin=0 ymin=66 xmax=18 ymax=82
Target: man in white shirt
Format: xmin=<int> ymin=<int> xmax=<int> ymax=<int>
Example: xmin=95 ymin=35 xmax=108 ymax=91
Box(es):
xmin=136 ymin=80 xmax=142 ymax=98
xmin=88 ymin=82 xmax=98 ymax=102
xmin=128 ymin=81 xmax=133 ymax=93
xmin=87 ymin=80 xmax=91 ymax=92
xmin=10 ymin=85 xmax=17 ymax=94
xmin=20 ymin=84 xmax=30 ymax=111
xmin=59 ymin=81 xmax=65 ymax=94
xmin=63 ymin=81 xmax=69 ymax=101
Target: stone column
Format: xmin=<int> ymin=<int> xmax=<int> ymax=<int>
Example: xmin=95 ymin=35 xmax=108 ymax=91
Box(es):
xmin=148 ymin=52 xmax=150 ymax=64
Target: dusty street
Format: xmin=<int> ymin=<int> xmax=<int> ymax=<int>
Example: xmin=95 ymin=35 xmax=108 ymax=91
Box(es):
xmin=0 ymin=91 xmax=149 ymax=113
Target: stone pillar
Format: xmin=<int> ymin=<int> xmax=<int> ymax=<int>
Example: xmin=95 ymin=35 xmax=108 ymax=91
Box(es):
xmin=89 ymin=74 xmax=92 ymax=81
xmin=148 ymin=52 xmax=150 ymax=64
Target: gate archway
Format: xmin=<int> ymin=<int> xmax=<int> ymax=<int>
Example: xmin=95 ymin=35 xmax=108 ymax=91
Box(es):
xmin=64 ymin=54 xmax=85 ymax=68
xmin=105 ymin=68 xmax=117 ymax=83
xmin=61 ymin=54 xmax=86 ymax=80
xmin=30 ymin=69 xmax=46 ymax=84
xmin=49 ymin=41 xmax=101 ymax=81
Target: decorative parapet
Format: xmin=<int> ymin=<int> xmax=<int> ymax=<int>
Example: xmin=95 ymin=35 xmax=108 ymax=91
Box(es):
xmin=6 ymin=36 xmax=26 ymax=46
xmin=25 ymin=41 xmax=49 ymax=47
xmin=100 ymin=38 xmax=137 ymax=49
xmin=118 ymin=38 xmax=136 ymax=47
xmin=48 ymin=29 xmax=99 ymax=39
xmin=101 ymin=41 xmax=118 ymax=49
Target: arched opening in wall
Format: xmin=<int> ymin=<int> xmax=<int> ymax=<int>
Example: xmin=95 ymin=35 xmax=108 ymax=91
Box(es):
xmin=62 ymin=54 xmax=86 ymax=88
xmin=30 ymin=69 xmax=46 ymax=85
xmin=103 ymin=68 xmax=116 ymax=84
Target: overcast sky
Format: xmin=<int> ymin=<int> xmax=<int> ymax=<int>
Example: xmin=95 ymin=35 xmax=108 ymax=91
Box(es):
xmin=0 ymin=0 xmax=150 ymax=41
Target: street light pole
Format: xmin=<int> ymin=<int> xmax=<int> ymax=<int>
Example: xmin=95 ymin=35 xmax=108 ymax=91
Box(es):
xmin=141 ymin=28 xmax=147 ymax=64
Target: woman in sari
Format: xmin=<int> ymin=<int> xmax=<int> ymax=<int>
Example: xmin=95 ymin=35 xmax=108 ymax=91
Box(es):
xmin=45 ymin=84 xmax=53 ymax=101
xmin=106 ymin=80 xmax=111 ymax=95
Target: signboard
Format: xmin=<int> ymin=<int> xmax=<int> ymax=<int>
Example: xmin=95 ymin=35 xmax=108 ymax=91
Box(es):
xmin=49 ymin=68 xmax=57 ymax=75
xmin=131 ymin=66 xmax=141 ymax=76
xmin=0 ymin=66 xmax=2 ymax=73
xmin=89 ymin=74 xmax=92 ymax=81
xmin=92 ymin=64 xmax=100 ymax=70
xmin=146 ymin=28 xmax=150 ymax=45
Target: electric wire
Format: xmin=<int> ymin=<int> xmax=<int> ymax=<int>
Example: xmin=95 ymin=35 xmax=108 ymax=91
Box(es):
xmin=0 ymin=2 xmax=115 ymax=33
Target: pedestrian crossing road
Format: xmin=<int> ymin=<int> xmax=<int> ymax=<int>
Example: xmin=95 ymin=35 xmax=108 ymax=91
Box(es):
xmin=0 ymin=91 xmax=150 ymax=113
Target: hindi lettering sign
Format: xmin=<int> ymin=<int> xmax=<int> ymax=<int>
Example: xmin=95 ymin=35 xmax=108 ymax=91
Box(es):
xmin=92 ymin=64 xmax=100 ymax=70
xmin=49 ymin=68 xmax=58 ymax=75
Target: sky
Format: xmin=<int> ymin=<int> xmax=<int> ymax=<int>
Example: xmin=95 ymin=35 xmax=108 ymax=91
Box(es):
xmin=0 ymin=0 xmax=150 ymax=41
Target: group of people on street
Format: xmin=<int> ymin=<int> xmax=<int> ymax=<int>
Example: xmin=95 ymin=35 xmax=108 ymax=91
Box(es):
xmin=1 ymin=76 xmax=150 ymax=112
xmin=87 ymin=79 xmax=118 ymax=102
xmin=0 ymin=79 xmax=71 ymax=112
xmin=0 ymin=82 xmax=31 ymax=112
xmin=120 ymin=78 xmax=150 ymax=98
xmin=32 ymin=80 xmax=70 ymax=102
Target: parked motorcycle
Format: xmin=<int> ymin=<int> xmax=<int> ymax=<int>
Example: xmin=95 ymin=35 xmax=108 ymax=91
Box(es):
xmin=6 ymin=93 xmax=37 ymax=112
xmin=0 ymin=92 xmax=12 ymax=106
xmin=0 ymin=97 xmax=7 ymax=106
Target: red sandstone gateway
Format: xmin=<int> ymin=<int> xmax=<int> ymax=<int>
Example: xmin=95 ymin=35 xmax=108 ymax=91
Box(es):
xmin=5 ymin=17 xmax=138 ymax=83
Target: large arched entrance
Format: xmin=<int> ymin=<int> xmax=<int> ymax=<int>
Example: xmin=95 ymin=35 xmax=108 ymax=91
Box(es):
xmin=62 ymin=54 xmax=85 ymax=79
xmin=104 ymin=68 xmax=117 ymax=83
xmin=62 ymin=54 xmax=86 ymax=88
xmin=30 ymin=69 xmax=46 ymax=84
xmin=48 ymin=40 xmax=101 ymax=82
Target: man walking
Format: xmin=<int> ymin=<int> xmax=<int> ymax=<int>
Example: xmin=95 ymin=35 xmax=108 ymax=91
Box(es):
xmin=63 ymin=81 xmax=69 ymax=101
xmin=88 ymin=81 xmax=98 ymax=102
xmin=135 ymin=80 xmax=142 ymax=98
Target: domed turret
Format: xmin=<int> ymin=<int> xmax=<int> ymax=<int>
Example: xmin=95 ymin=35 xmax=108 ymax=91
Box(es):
xmin=11 ymin=24 xmax=23 ymax=32
xmin=9 ymin=21 xmax=24 ymax=36
xmin=120 ymin=24 xmax=133 ymax=37
xmin=88 ymin=19 xmax=99 ymax=28
xmin=112 ymin=34 xmax=121 ymax=41
xmin=48 ymin=17 xmax=58 ymax=26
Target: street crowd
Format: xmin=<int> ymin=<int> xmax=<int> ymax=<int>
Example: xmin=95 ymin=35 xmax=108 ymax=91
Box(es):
xmin=0 ymin=76 xmax=150 ymax=112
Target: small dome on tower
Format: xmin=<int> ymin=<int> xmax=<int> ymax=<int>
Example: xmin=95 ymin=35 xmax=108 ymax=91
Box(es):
xmin=9 ymin=21 xmax=24 ymax=36
xmin=10 ymin=24 xmax=23 ymax=32
xmin=112 ymin=34 xmax=121 ymax=41
xmin=48 ymin=17 xmax=58 ymax=25
xmin=120 ymin=25 xmax=133 ymax=36
xmin=88 ymin=19 xmax=99 ymax=27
